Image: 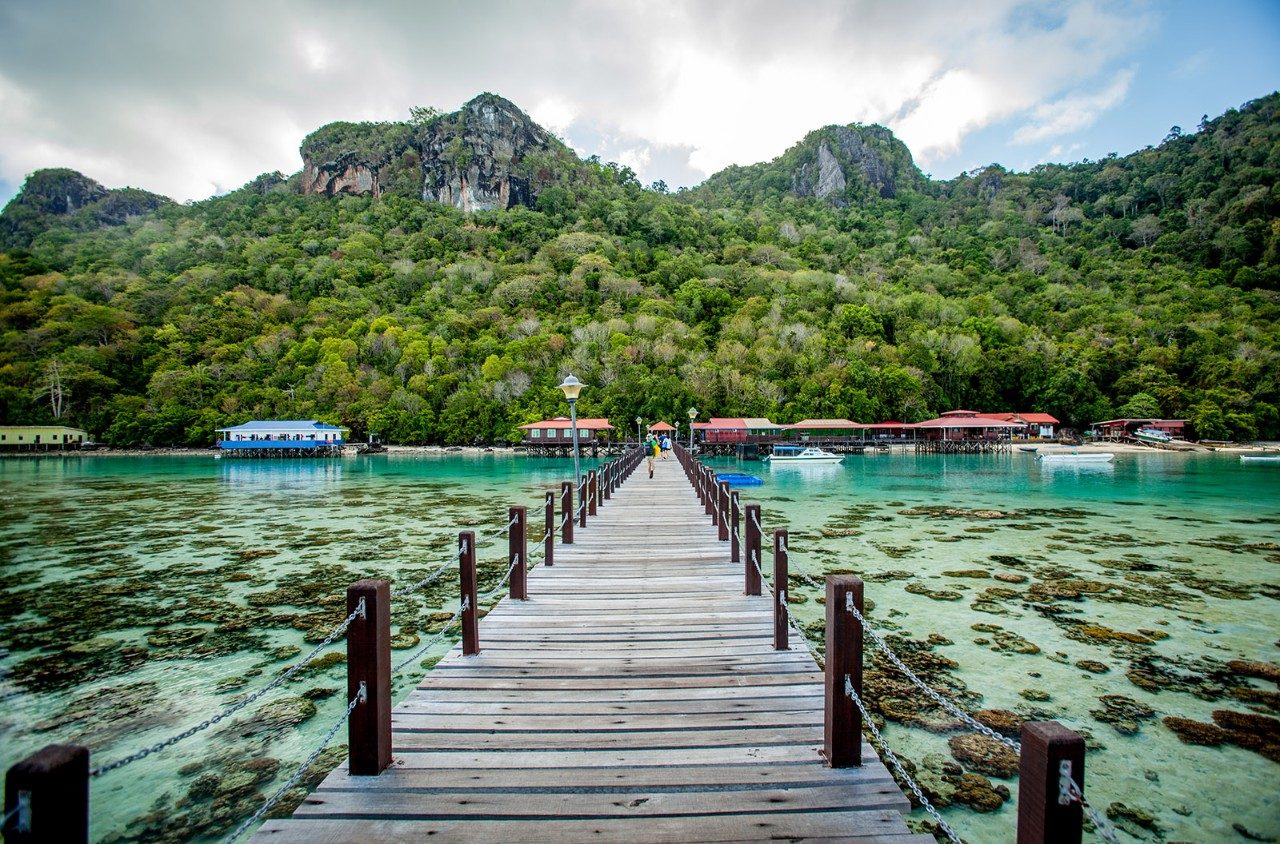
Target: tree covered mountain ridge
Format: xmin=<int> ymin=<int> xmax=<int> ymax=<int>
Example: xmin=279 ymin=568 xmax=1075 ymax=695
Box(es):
xmin=1 ymin=91 xmax=1277 ymax=445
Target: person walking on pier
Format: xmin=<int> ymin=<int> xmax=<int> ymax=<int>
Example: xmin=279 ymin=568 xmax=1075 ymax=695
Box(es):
xmin=646 ymin=433 xmax=658 ymax=477
xmin=660 ymin=434 xmax=671 ymax=459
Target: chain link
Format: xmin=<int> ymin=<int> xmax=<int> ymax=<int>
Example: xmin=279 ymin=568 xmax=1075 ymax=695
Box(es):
xmin=393 ymin=597 xmax=468 ymax=673
xmin=1065 ymin=775 xmax=1123 ymax=843
xmin=223 ymin=683 xmax=365 ymax=843
xmin=844 ymin=675 xmax=962 ymax=844
xmin=478 ymin=553 xmax=521 ymax=602
xmin=91 ymin=599 xmax=366 ymax=777
xmin=846 ymin=593 xmax=1021 ymax=753
xmin=391 ymin=558 xmax=454 ymax=598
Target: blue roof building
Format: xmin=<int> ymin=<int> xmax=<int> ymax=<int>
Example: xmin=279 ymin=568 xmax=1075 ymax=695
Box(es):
xmin=215 ymin=420 xmax=348 ymax=456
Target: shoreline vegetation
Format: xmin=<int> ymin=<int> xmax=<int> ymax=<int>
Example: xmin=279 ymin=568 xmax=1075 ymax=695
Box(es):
xmin=2 ymin=441 xmax=1274 ymax=458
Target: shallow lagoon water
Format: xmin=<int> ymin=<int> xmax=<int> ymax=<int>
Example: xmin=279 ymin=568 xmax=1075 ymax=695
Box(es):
xmin=0 ymin=451 xmax=1276 ymax=842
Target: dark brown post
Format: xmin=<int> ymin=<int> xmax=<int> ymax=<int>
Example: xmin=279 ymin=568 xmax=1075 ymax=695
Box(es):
xmin=459 ymin=531 xmax=479 ymax=656
xmin=717 ymin=481 xmax=730 ymax=541
xmin=825 ymin=575 xmax=863 ymax=767
xmin=544 ymin=491 xmax=554 ymax=567
xmin=1018 ymin=722 xmax=1085 ymax=844
xmin=578 ymin=475 xmax=588 ymax=528
xmin=509 ymin=506 xmax=527 ymax=600
xmin=745 ymin=504 xmax=762 ymax=595
xmin=773 ymin=529 xmax=789 ymax=650
xmin=560 ymin=481 xmax=573 ymax=545
xmin=704 ymin=468 xmax=715 ymax=517
xmin=588 ymin=470 xmax=598 ymax=516
xmin=602 ymin=463 xmax=612 ymax=500
xmin=347 ymin=578 xmax=391 ymax=775
xmin=730 ymin=491 xmax=741 ymax=563
xmin=4 ymin=744 xmax=89 ymax=842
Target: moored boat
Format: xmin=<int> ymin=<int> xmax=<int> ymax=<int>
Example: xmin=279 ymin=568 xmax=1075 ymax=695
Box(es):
xmin=1134 ymin=427 xmax=1173 ymax=444
xmin=763 ymin=445 xmax=845 ymax=464
xmin=1240 ymin=455 xmax=1280 ymax=464
xmin=1018 ymin=446 xmax=1039 ymax=453
xmin=1038 ymin=452 xmax=1114 ymax=463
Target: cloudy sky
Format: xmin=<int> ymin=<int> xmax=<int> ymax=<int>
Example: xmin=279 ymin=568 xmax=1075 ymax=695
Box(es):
xmin=1 ymin=0 xmax=1277 ymax=206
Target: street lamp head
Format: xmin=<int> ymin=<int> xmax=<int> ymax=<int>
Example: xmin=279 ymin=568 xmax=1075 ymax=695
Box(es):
xmin=557 ymin=374 xmax=584 ymax=401
xmin=687 ymin=406 xmax=698 ymax=421
xmin=635 ymin=416 xmax=642 ymax=426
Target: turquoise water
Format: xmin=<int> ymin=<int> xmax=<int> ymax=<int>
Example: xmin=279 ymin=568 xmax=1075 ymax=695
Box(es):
xmin=0 ymin=451 xmax=1276 ymax=842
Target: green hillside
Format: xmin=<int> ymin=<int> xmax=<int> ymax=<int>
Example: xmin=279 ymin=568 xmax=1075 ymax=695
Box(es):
xmin=1 ymin=93 xmax=1277 ymax=446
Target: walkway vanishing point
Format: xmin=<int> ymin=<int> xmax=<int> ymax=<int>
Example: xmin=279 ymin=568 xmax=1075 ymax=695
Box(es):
xmin=258 ymin=454 xmax=930 ymax=842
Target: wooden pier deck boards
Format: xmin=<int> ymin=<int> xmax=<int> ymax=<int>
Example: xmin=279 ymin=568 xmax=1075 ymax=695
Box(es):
xmin=257 ymin=456 xmax=928 ymax=843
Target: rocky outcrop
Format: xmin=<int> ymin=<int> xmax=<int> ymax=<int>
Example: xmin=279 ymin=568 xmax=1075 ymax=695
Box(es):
xmin=302 ymin=156 xmax=381 ymax=198
xmin=792 ymin=125 xmax=910 ymax=203
xmin=297 ymin=94 xmax=572 ymax=211
xmin=0 ymin=169 xmax=171 ymax=250
xmin=419 ymin=94 xmax=554 ymax=212
xmin=701 ymin=121 xmax=922 ymax=207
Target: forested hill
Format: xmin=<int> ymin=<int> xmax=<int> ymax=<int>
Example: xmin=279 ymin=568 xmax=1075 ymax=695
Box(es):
xmin=0 ymin=92 xmax=1276 ymax=446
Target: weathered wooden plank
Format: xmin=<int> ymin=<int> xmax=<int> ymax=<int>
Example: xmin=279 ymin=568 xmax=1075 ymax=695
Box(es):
xmin=257 ymin=811 xmax=931 ymax=843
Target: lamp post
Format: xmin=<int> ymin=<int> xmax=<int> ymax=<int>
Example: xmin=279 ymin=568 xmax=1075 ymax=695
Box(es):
xmin=687 ymin=406 xmax=698 ymax=452
xmin=635 ymin=416 xmax=642 ymax=448
xmin=558 ymin=374 xmax=585 ymax=488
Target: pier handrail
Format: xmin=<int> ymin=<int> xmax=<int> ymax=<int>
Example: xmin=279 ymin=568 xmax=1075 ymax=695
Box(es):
xmin=4 ymin=445 xmax=647 ymax=843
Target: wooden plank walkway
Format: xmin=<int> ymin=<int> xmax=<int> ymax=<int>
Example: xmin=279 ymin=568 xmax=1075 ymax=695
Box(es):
xmin=258 ymin=455 xmax=929 ymax=842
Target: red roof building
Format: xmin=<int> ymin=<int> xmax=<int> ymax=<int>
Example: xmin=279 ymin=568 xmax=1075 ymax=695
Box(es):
xmin=518 ymin=417 xmax=615 ymax=443
xmin=1090 ymin=418 xmax=1188 ymax=439
xmin=914 ymin=410 xmax=1023 ymax=441
xmin=648 ymin=421 xmax=676 ymax=433
xmin=977 ymin=412 xmax=1060 ymax=438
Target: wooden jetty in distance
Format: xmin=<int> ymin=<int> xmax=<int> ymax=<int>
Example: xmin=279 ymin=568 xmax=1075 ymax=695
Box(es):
xmin=257 ymin=455 xmax=928 ymax=842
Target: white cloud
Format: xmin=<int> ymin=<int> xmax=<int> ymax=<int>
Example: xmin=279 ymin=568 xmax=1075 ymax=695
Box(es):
xmin=0 ymin=0 xmax=1161 ymax=203
xmin=1013 ymin=70 xmax=1135 ymax=144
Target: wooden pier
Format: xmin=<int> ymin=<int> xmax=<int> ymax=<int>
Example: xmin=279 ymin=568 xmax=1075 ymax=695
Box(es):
xmin=257 ymin=455 xmax=927 ymax=842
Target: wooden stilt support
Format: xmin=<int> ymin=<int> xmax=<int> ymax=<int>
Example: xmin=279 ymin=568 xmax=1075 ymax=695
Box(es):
xmin=509 ymin=506 xmax=527 ymax=600
xmin=4 ymin=744 xmax=89 ymax=843
xmin=459 ymin=531 xmax=479 ymax=656
xmin=1017 ymin=721 xmax=1085 ymax=844
xmin=347 ymin=578 xmax=391 ymax=775
xmin=824 ymin=575 xmax=863 ymax=767
xmin=745 ymin=504 xmax=762 ymax=596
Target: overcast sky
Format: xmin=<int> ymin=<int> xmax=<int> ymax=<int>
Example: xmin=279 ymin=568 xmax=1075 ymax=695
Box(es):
xmin=1 ymin=0 xmax=1277 ymax=206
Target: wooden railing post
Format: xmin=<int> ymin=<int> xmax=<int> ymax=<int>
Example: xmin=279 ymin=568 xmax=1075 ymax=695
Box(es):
xmin=703 ymin=468 xmax=715 ymax=517
xmin=459 ymin=531 xmax=479 ymax=656
xmin=1017 ymin=722 xmax=1085 ymax=844
xmin=603 ymin=463 xmax=612 ymax=500
xmin=544 ymin=491 xmax=555 ymax=567
xmin=717 ymin=481 xmax=730 ymax=541
xmin=347 ymin=578 xmax=391 ymax=775
xmin=745 ymin=504 xmax=762 ymax=595
xmin=730 ymin=491 xmax=741 ymax=563
xmin=560 ymin=481 xmax=573 ymax=545
xmin=773 ymin=529 xmax=789 ymax=650
xmin=578 ymin=475 xmax=588 ymax=528
xmin=4 ymin=744 xmax=89 ymax=842
xmin=509 ymin=506 xmax=528 ymax=600
xmin=588 ymin=470 xmax=598 ymax=516
xmin=824 ymin=575 xmax=863 ymax=768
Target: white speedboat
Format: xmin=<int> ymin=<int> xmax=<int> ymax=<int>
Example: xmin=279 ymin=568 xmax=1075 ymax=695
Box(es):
xmin=764 ymin=445 xmax=845 ymax=464
xmin=1038 ymin=452 xmax=1114 ymax=463
xmin=1134 ymin=428 xmax=1172 ymax=444
xmin=1241 ymin=455 xmax=1280 ymax=464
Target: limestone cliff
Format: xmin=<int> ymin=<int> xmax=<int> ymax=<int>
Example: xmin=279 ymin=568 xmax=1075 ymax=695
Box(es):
xmin=298 ymin=94 xmax=574 ymax=211
xmin=699 ymin=122 xmax=923 ymax=207
xmin=418 ymin=94 xmax=561 ymax=212
xmin=0 ymin=168 xmax=171 ymax=250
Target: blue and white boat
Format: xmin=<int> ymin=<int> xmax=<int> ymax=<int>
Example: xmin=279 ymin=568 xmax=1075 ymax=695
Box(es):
xmin=763 ymin=445 xmax=844 ymax=464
